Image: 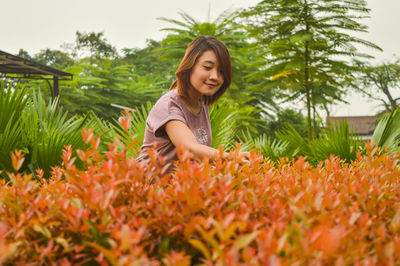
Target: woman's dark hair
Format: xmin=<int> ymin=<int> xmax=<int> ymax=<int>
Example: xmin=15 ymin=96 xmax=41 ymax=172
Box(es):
xmin=169 ymin=36 xmax=232 ymax=105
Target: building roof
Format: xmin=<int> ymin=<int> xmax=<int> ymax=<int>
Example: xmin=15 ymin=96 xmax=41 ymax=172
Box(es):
xmin=0 ymin=50 xmax=73 ymax=80
xmin=327 ymin=115 xmax=378 ymax=135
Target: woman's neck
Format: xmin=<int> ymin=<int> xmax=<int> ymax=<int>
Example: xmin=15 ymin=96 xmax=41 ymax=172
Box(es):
xmin=174 ymin=87 xmax=202 ymax=114
xmin=185 ymin=86 xmax=202 ymax=106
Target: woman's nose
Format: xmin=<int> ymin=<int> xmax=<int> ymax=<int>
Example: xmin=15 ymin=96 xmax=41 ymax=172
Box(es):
xmin=209 ymin=69 xmax=219 ymax=80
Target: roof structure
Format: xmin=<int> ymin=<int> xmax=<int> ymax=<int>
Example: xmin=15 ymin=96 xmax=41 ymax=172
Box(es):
xmin=326 ymin=115 xmax=378 ymax=139
xmin=0 ymin=50 xmax=73 ymax=98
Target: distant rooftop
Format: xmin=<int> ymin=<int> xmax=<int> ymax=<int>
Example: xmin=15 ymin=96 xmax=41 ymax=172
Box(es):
xmin=327 ymin=115 xmax=378 ymax=136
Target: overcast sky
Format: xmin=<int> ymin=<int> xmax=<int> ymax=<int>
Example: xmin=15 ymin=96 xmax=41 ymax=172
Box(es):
xmin=2 ymin=0 xmax=400 ymax=116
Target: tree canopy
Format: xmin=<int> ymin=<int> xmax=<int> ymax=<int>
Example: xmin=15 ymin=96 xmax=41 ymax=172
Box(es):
xmin=242 ymin=0 xmax=382 ymax=138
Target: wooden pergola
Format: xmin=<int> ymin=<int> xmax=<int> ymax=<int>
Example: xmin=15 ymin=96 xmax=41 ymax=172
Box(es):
xmin=0 ymin=50 xmax=73 ymax=98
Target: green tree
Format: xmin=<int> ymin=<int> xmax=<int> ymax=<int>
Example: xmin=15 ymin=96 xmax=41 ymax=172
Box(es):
xmin=63 ymin=59 xmax=162 ymax=121
xmin=243 ymin=0 xmax=381 ymax=138
xmin=266 ymin=108 xmax=308 ymax=138
xmin=27 ymin=38 xmax=167 ymax=122
xmin=17 ymin=49 xmax=34 ymax=60
xmin=73 ymin=31 xmax=117 ymax=62
xmin=118 ymin=39 xmax=175 ymax=91
xmin=355 ymin=59 xmax=400 ymax=112
xmin=34 ymin=48 xmax=74 ymax=69
xmin=28 ymin=58 xmax=163 ymax=122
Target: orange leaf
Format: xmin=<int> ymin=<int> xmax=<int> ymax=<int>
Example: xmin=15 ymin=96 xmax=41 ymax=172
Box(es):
xmin=11 ymin=150 xmax=24 ymax=172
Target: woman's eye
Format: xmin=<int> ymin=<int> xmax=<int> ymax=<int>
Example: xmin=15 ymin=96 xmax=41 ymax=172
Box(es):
xmin=203 ymin=66 xmax=212 ymax=70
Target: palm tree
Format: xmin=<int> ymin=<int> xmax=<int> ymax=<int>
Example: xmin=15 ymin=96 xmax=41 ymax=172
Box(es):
xmin=157 ymin=9 xmax=247 ymax=61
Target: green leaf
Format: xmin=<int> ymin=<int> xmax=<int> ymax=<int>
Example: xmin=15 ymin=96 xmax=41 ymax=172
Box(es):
xmin=33 ymin=223 xmax=52 ymax=239
xmin=189 ymin=239 xmax=211 ymax=260
xmin=372 ymin=109 xmax=400 ymax=153
xmin=289 ymin=32 xmax=313 ymax=43
xmin=83 ymin=241 xmax=118 ymax=266
xmin=232 ymin=231 xmax=259 ymax=251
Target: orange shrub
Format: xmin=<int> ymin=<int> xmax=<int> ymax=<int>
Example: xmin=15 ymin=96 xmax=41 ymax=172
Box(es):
xmin=1 ymin=131 xmax=400 ymax=265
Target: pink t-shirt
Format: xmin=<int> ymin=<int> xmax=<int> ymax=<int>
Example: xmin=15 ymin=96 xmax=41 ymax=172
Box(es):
xmin=137 ymin=90 xmax=212 ymax=168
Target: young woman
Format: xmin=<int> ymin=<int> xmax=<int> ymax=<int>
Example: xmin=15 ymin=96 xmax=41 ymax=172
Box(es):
xmin=137 ymin=36 xmax=249 ymax=173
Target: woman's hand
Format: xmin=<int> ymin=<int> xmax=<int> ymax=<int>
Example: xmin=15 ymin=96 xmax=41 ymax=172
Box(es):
xmin=238 ymin=151 xmax=251 ymax=164
xmin=236 ymin=151 xmax=263 ymax=165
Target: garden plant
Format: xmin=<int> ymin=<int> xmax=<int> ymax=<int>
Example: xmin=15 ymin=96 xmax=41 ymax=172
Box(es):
xmin=1 ymin=0 xmax=400 ymax=263
xmin=1 ymin=109 xmax=400 ymax=264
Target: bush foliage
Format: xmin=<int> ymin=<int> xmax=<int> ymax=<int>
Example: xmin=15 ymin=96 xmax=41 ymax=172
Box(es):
xmin=1 ymin=129 xmax=400 ymax=265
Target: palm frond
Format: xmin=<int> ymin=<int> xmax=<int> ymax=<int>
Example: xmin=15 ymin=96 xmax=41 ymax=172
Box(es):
xmin=209 ymin=103 xmax=239 ymax=149
xmin=0 ymin=117 xmax=23 ymax=176
xmin=372 ymin=109 xmax=400 ymax=153
xmin=0 ymin=82 xmax=28 ymax=133
xmin=276 ymin=123 xmax=310 ymax=158
xmin=240 ymin=130 xmax=289 ymax=162
xmin=311 ymin=120 xmax=362 ymax=164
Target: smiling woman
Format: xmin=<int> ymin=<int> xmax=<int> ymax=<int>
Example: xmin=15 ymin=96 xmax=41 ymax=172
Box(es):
xmin=136 ymin=35 xmax=249 ymax=175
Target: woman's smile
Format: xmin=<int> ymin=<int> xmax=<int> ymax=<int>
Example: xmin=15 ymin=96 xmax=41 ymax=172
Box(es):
xmin=205 ymin=82 xmax=218 ymax=88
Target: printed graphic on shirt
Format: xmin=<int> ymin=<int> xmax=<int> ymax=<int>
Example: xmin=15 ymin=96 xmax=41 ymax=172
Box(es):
xmin=195 ymin=127 xmax=208 ymax=144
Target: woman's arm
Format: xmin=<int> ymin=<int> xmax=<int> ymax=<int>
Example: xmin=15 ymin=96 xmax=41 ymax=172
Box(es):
xmin=165 ymin=120 xmax=229 ymax=161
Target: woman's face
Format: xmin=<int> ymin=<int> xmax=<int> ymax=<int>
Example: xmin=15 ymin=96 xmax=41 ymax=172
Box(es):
xmin=189 ymin=50 xmax=224 ymax=97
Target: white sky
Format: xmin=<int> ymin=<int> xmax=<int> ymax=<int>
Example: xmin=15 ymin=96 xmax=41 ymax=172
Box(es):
xmin=2 ymin=0 xmax=400 ymax=116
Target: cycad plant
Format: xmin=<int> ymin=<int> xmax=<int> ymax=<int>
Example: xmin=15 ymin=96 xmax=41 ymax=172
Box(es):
xmin=239 ymin=131 xmax=289 ymax=162
xmin=371 ymin=109 xmax=400 ymax=153
xmin=0 ymin=82 xmax=28 ymax=175
xmin=240 ymin=120 xmax=362 ymax=165
xmin=0 ymin=81 xmax=114 ymax=179
xmin=23 ymin=94 xmax=115 ymax=174
xmin=276 ymin=121 xmax=362 ymax=165
xmin=209 ymin=103 xmax=239 ymax=149
xmin=276 ymin=124 xmax=311 ymax=159
xmin=309 ymin=120 xmax=363 ymax=164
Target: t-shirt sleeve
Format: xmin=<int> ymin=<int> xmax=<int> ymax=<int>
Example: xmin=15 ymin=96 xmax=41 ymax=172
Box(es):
xmin=147 ymin=97 xmax=187 ymax=138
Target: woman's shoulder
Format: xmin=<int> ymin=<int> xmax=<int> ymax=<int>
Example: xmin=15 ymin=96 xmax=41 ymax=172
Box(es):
xmin=158 ymin=90 xmax=182 ymax=102
xmin=146 ymin=90 xmax=187 ymax=129
xmin=157 ymin=90 xmax=174 ymax=101
xmin=153 ymin=90 xmax=176 ymax=107
xmin=150 ymin=90 xmax=182 ymax=114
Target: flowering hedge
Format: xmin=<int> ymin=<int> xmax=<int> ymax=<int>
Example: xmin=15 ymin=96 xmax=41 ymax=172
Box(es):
xmin=1 ymin=130 xmax=400 ymax=265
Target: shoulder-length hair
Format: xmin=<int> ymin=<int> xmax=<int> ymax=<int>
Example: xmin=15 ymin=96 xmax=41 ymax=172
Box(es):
xmin=169 ymin=36 xmax=232 ymax=105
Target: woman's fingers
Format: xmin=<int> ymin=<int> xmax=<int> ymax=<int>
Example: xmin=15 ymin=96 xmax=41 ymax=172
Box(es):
xmin=238 ymin=151 xmax=251 ymax=164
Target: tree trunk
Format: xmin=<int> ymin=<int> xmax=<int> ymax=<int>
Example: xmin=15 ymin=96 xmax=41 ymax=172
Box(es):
xmin=382 ymin=86 xmax=398 ymax=111
xmin=304 ymin=0 xmax=313 ymax=139
xmin=312 ymin=104 xmax=318 ymax=137
xmin=305 ymin=83 xmax=312 ymax=139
